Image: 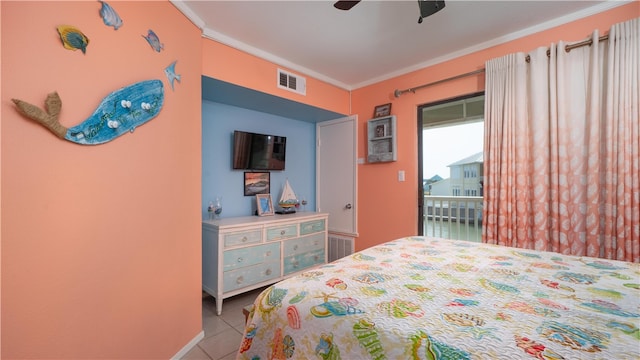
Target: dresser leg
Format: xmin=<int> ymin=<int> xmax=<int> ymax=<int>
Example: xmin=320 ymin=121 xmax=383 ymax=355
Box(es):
xmin=216 ymin=298 xmax=223 ymax=315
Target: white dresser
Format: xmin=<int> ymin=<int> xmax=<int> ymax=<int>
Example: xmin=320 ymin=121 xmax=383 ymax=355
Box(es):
xmin=202 ymin=212 xmax=328 ymax=315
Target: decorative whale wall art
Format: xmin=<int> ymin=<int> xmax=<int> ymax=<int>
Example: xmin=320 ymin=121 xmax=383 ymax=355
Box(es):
xmin=12 ymin=80 xmax=164 ymax=145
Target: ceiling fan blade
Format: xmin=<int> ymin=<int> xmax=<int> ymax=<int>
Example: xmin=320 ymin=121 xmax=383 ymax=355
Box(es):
xmin=334 ymin=1 xmax=361 ymax=11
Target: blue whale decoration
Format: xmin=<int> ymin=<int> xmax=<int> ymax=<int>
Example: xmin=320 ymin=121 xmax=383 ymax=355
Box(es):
xmin=12 ymin=80 xmax=164 ymax=145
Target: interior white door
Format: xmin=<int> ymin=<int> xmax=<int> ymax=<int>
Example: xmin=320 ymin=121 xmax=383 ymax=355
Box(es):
xmin=317 ymin=115 xmax=357 ymax=236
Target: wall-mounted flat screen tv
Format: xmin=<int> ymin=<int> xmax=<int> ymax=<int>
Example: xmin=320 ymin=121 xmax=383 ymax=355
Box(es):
xmin=232 ymin=130 xmax=286 ymax=170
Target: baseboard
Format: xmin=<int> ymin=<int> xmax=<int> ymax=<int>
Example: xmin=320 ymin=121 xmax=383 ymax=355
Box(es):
xmin=171 ymin=330 xmax=205 ymax=360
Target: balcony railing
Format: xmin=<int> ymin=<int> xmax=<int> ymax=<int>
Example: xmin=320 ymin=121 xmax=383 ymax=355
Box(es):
xmin=423 ymin=195 xmax=483 ymax=242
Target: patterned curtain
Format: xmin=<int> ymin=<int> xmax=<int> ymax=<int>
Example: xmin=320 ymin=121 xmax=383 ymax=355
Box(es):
xmin=482 ymin=18 xmax=639 ymax=262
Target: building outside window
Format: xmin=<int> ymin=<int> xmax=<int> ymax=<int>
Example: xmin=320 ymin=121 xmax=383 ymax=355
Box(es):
xmin=448 ymin=152 xmax=483 ymax=197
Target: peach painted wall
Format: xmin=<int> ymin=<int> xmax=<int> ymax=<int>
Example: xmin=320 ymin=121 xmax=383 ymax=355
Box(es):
xmin=352 ymin=3 xmax=639 ymax=251
xmin=201 ymin=38 xmax=351 ymax=115
xmin=1 ymin=1 xmax=202 ymax=359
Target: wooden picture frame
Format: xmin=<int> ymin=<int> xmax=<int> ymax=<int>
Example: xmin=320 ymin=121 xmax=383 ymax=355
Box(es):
xmin=373 ymin=103 xmax=392 ymax=118
xmin=244 ymin=172 xmax=270 ymax=196
xmin=256 ymin=194 xmax=274 ymax=216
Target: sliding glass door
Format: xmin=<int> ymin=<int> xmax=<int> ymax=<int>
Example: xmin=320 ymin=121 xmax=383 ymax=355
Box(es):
xmin=417 ymin=93 xmax=485 ymax=241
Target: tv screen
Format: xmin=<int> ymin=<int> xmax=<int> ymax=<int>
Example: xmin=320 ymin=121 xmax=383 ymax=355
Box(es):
xmin=232 ymin=130 xmax=286 ymax=170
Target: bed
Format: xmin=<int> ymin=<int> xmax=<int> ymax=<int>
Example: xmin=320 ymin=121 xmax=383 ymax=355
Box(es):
xmin=236 ymin=236 xmax=640 ymax=359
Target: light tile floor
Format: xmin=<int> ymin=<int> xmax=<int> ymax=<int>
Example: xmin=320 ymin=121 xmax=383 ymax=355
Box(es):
xmin=182 ymin=287 xmax=267 ymax=360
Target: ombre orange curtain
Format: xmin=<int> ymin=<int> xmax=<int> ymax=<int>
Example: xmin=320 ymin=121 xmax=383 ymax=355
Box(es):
xmin=482 ymin=18 xmax=639 ymax=262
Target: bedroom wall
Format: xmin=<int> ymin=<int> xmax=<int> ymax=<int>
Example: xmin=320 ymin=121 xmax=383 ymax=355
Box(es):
xmin=202 ymin=101 xmax=317 ymax=218
xmin=351 ymin=2 xmax=639 ymax=251
xmin=1 ymin=1 xmax=202 ymax=359
xmin=201 ymin=38 xmax=351 ymax=116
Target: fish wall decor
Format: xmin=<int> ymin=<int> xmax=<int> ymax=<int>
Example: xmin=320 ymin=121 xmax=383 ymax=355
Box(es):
xmin=142 ymin=29 xmax=163 ymax=52
xmin=57 ymin=25 xmax=89 ymax=54
xmin=98 ymin=1 xmax=123 ymax=30
xmin=164 ymin=61 xmax=181 ymax=91
xmin=12 ymin=80 xmax=164 ymax=145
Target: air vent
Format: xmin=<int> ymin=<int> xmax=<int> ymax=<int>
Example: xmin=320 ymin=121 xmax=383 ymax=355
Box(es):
xmin=328 ymin=233 xmax=354 ymax=262
xmin=277 ymin=69 xmax=306 ymax=95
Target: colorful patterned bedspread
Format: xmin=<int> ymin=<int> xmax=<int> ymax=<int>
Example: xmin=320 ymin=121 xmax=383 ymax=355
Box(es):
xmin=236 ymin=237 xmax=640 ymax=359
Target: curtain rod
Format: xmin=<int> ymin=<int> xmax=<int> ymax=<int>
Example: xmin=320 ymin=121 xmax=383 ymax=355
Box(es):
xmin=393 ymin=68 xmax=485 ymax=98
xmin=525 ymin=34 xmax=610 ymax=62
xmin=394 ymin=33 xmax=610 ymax=98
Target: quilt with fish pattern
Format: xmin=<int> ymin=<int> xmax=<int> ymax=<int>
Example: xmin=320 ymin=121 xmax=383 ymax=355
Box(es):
xmin=236 ymin=236 xmax=640 ymax=359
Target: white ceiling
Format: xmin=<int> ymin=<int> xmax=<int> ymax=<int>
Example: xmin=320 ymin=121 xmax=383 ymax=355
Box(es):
xmin=172 ymin=0 xmax=628 ymax=90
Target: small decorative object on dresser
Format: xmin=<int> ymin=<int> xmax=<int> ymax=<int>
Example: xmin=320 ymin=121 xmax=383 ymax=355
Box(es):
xmin=276 ymin=179 xmax=298 ymax=214
xmin=202 ymin=212 xmax=328 ymax=315
xmin=373 ymin=102 xmax=392 ymax=118
xmin=256 ymin=194 xmax=274 ymax=216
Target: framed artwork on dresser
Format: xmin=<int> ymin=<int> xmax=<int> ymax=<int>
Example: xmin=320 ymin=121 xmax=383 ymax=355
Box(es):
xmin=256 ymin=194 xmax=274 ymax=216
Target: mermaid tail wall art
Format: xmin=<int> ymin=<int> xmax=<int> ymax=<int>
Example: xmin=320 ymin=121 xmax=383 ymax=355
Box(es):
xmin=12 ymin=80 xmax=164 ymax=145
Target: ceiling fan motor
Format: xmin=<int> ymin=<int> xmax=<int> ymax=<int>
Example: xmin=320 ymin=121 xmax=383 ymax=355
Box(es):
xmin=334 ymin=1 xmax=445 ymax=24
xmin=418 ymin=0 xmax=446 ymax=24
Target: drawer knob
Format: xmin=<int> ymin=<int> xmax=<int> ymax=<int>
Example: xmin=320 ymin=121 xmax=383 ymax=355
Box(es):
xmin=280 ymin=230 xmax=286 ymax=235
xmin=314 ymin=240 xmax=318 ymax=245
xmin=294 ymin=245 xmax=298 ymax=251
xmin=265 ymin=269 xmax=272 ymax=276
xmin=314 ymin=255 xmax=319 ymax=261
xmin=241 ymin=236 xmax=248 ymax=242
xmin=237 ymin=257 xmax=243 ymax=263
xmin=236 ymin=276 xmax=244 ymax=284
xmin=293 ymin=261 xmax=299 ymax=268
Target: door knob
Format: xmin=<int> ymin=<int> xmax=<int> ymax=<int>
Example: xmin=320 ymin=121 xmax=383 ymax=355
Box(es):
xmin=345 ymin=203 xmax=352 ymax=209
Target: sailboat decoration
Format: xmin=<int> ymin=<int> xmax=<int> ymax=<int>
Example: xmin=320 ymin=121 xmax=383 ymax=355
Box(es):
xmin=278 ymin=179 xmax=299 ymax=214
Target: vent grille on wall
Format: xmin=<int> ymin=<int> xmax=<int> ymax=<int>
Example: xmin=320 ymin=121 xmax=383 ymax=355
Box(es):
xmin=277 ymin=69 xmax=306 ymax=95
xmin=328 ymin=233 xmax=354 ymax=262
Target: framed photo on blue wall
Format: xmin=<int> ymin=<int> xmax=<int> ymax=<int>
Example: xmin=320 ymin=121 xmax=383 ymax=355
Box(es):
xmin=244 ymin=172 xmax=270 ymax=196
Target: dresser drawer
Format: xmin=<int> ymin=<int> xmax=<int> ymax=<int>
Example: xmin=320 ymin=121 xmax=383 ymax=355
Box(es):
xmin=223 ymin=242 xmax=280 ymax=272
xmin=266 ymin=224 xmax=298 ymax=241
xmin=223 ymin=260 xmax=281 ymax=292
xmin=283 ymin=249 xmax=325 ymax=275
xmin=300 ymin=218 xmax=326 ymax=235
xmin=223 ymin=229 xmax=262 ymax=248
xmin=282 ymin=233 xmax=326 ymax=275
xmin=283 ymin=233 xmax=325 ymax=257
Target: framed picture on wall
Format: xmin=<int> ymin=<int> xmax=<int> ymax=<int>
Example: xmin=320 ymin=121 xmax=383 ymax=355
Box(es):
xmin=373 ymin=103 xmax=392 ymax=118
xmin=244 ymin=172 xmax=270 ymax=196
xmin=256 ymin=194 xmax=274 ymax=216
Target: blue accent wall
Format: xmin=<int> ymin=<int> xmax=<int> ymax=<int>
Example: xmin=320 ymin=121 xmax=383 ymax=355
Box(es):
xmin=202 ymin=100 xmax=317 ymax=218
xmin=202 ymin=76 xmax=344 ymax=123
